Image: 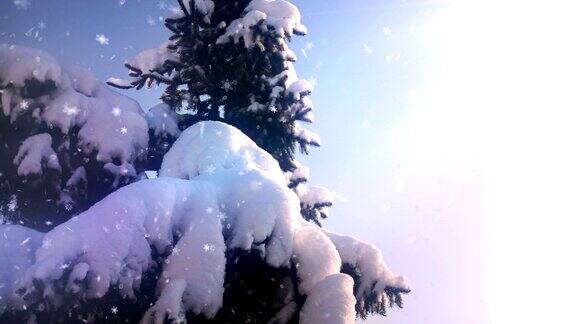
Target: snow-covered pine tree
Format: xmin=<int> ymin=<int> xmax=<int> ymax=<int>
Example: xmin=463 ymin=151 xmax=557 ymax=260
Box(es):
xmin=0 ymin=1 xmax=410 ymax=323
xmin=0 ymin=44 xmax=149 ymax=230
xmin=107 ymin=0 xmax=408 ymax=321
xmin=1 ymin=121 xmax=410 ymax=324
xmin=108 ymin=0 xmax=318 ymax=172
xmin=109 ymin=0 xmax=330 ymax=227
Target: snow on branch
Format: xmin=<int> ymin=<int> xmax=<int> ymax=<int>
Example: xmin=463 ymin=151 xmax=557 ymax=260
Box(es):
xmin=0 ymin=44 xmax=149 ymax=167
xmin=1 ymin=122 xmax=408 ymax=322
xmin=216 ymin=0 xmax=307 ymax=47
xmin=107 ymin=42 xmax=179 ymax=90
xmin=324 ymin=230 xmax=411 ymax=317
xmin=13 ymin=133 xmax=61 ymax=176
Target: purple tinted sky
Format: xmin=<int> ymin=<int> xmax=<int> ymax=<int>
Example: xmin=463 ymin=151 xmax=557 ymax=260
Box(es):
xmin=0 ymin=1 xmax=489 ymax=323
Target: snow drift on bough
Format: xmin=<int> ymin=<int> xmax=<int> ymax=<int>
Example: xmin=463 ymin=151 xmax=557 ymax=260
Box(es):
xmin=0 ymin=121 xmax=408 ymax=323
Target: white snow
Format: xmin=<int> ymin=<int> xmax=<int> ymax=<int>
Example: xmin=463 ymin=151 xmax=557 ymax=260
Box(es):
xmin=0 ymin=44 xmax=149 ymax=171
xmin=125 ymin=42 xmax=177 ymax=75
xmin=245 ymin=0 xmax=307 ymax=36
xmin=216 ymin=10 xmax=268 ymax=47
xmin=292 ymin=224 xmax=341 ymax=294
xmin=216 ymin=0 xmax=307 ymax=47
xmin=299 ymin=273 xmax=356 ymax=324
xmin=106 ymin=77 xmax=132 ymax=89
xmin=13 ymin=133 xmax=61 ymax=176
xmin=324 ymin=230 xmax=411 ymax=303
xmin=293 ymin=122 xmax=321 ymax=146
xmin=286 ymin=79 xmax=313 ymax=101
xmin=188 ymin=0 xmax=215 ymax=17
xmin=9 ymin=122 xmax=299 ymax=320
xmin=159 ymin=121 xmax=286 ymax=185
xmin=289 ymin=164 xmax=310 ymax=183
xmin=297 ymin=185 xmax=334 ymax=208
xmin=1 ymin=121 xmax=408 ymax=322
xmin=146 ymin=103 xmax=181 ymax=138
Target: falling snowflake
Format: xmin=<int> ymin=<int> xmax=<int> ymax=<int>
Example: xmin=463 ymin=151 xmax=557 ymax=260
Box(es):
xmin=158 ymin=1 xmax=167 ymax=10
xmin=60 ymin=263 xmax=70 ymax=270
xmin=202 ymin=243 xmax=214 ymax=252
xmin=37 ymin=21 xmax=46 ymax=30
xmin=95 ymin=34 xmax=109 ymax=45
xmin=20 ymin=237 xmax=31 ymax=246
xmin=111 ymin=306 xmax=118 ymax=314
xmin=216 ymin=212 xmax=227 ymax=221
xmin=45 ymin=220 xmax=53 ymax=226
xmin=172 ymin=246 xmax=181 ymax=255
xmin=118 ymin=0 xmax=126 ymax=6
xmin=13 ymin=0 xmax=31 ymax=10
xmin=120 ymin=126 xmax=128 ymax=134
xmin=222 ymin=80 xmax=233 ymax=92
xmin=19 ymin=100 xmax=30 ymax=110
xmin=146 ymin=16 xmax=156 ymax=26
xmin=64 ymin=202 xmax=73 ymax=211
xmin=362 ymin=44 xmax=373 ymax=55
xmin=111 ymin=107 xmax=121 ymax=116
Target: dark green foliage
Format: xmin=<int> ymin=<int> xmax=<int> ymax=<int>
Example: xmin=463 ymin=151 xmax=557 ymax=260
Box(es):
xmin=115 ymin=0 xmax=315 ymax=171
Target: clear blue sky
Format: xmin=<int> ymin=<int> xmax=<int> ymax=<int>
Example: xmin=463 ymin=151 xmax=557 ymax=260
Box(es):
xmin=0 ymin=1 xmax=490 ymax=323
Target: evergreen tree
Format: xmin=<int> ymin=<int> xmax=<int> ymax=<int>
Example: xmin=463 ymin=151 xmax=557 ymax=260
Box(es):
xmin=107 ymin=0 xmax=409 ymax=321
xmin=109 ymin=0 xmax=318 ymax=172
xmin=0 ymin=44 xmax=149 ymax=230
xmin=0 ymin=1 xmax=410 ymax=323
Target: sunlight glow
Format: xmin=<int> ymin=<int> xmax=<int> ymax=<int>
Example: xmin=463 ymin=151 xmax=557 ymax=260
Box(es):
xmin=400 ymin=0 xmax=576 ymax=322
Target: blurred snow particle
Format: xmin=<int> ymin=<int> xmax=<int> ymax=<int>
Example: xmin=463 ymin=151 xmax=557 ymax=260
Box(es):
xmin=14 ymin=0 xmax=31 ymax=10
xmin=20 ymin=237 xmax=31 ymax=246
xmin=393 ymin=177 xmax=405 ymax=194
xmin=301 ymin=41 xmax=314 ymax=58
xmin=95 ymin=34 xmax=109 ymax=45
xmin=118 ymin=0 xmax=126 ymax=6
xmin=386 ymin=53 xmax=393 ymax=64
xmin=379 ymin=204 xmax=390 ymax=215
xmin=146 ymin=16 xmax=156 ymax=26
xmin=112 ymin=107 xmax=121 ymax=116
xmin=362 ymin=44 xmax=373 ymax=55
xmin=307 ymin=76 xmax=318 ymax=88
xmin=383 ymin=26 xmax=392 ymax=36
